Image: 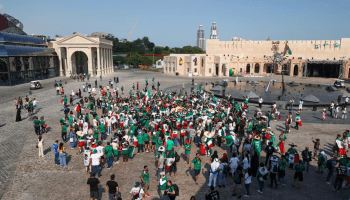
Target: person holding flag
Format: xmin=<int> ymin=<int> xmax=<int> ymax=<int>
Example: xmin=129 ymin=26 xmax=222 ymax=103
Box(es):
xmin=204 ymin=131 xmax=213 ymax=156
xmin=287 ymin=143 xmax=298 ymax=169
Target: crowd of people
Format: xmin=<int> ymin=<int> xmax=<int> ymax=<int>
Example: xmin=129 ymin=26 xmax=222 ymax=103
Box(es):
xmin=29 ymin=76 xmax=350 ymax=200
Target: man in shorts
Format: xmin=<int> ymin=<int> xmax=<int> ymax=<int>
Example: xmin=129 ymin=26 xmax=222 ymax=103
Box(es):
xmin=87 ymin=172 xmax=100 ymax=200
xmin=292 ymin=160 xmax=305 ymax=189
xmin=84 ymin=147 xmax=91 ymax=173
xmin=190 ymin=153 xmax=204 ymax=184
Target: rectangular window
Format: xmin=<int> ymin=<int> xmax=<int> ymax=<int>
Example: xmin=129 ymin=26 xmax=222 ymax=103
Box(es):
xmin=209 ymin=68 xmax=211 ymax=73
xmin=187 ymin=68 xmax=189 ymax=72
xmin=240 ymin=68 xmax=242 ymax=72
xmin=194 ymin=68 xmax=197 ymax=72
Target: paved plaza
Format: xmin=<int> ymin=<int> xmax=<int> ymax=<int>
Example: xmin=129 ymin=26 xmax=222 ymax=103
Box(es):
xmin=0 ymin=70 xmax=349 ymax=200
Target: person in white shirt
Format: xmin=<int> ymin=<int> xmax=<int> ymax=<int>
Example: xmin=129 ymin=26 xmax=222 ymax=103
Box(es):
xmin=107 ymin=117 xmax=112 ymax=135
xmin=257 ymin=163 xmax=268 ymax=193
xmin=130 ymin=182 xmax=145 ymax=200
xmin=258 ymin=97 xmax=263 ymax=108
xmin=90 ymin=149 xmax=101 ymax=177
xmin=243 ymin=170 xmax=252 ymax=197
xmin=208 ymin=158 xmax=220 ymax=187
xmin=83 ymin=147 xmax=91 ymax=173
xmin=56 ymin=86 xmax=60 ymax=95
xmin=229 ymin=153 xmax=240 ymax=176
xmin=96 ymin=142 xmax=105 ymax=167
xmin=33 ymin=98 xmax=38 ymax=112
xmin=242 ymin=153 xmax=251 ymax=170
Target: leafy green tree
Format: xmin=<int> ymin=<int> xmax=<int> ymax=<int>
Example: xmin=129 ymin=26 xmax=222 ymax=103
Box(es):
xmin=126 ymin=53 xmax=142 ymax=67
xmin=164 ymin=46 xmax=170 ymax=52
xmin=141 ymin=56 xmax=152 ymax=66
xmin=147 ymin=42 xmax=155 ymax=52
xmin=113 ymin=56 xmax=125 ymax=65
xmin=154 ymin=47 xmax=162 ymax=54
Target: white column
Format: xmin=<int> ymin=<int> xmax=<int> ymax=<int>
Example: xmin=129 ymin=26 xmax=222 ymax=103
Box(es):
xmin=97 ymin=47 xmax=101 ymax=76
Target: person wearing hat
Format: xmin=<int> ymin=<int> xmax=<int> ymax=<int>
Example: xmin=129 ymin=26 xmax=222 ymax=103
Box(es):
xmin=156 ymin=146 xmax=165 ymax=181
xmin=191 ymin=153 xmax=205 ymax=184
xmin=158 ymin=172 xmax=167 ymax=199
xmin=208 ymin=158 xmax=220 ymax=187
xmin=130 ymin=182 xmax=145 ymax=200
xmin=90 ymin=149 xmax=101 ymax=177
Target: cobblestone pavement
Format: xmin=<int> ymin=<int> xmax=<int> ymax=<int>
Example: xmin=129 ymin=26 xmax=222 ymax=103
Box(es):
xmin=0 ymin=71 xmax=349 ymax=200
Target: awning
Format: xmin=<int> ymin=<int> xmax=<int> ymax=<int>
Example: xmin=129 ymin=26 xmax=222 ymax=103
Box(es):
xmin=243 ymin=91 xmax=259 ymax=99
xmin=302 ymin=94 xmax=320 ymax=103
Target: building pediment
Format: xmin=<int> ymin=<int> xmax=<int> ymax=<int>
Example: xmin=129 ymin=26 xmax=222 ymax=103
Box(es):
xmin=56 ymin=33 xmax=99 ymax=45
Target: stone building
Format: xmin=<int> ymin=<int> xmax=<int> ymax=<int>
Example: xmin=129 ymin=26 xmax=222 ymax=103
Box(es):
xmin=164 ymin=38 xmax=350 ymax=78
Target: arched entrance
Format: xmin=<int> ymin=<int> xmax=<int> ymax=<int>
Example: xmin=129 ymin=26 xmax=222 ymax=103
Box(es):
xmin=246 ymin=64 xmax=250 ymax=74
xmin=71 ymin=51 xmax=88 ymax=75
xmin=254 ymin=63 xmax=260 ymax=73
xmin=266 ymin=64 xmax=273 ymax=73
xmin=293 ymin=65 xmax=299 ymax=76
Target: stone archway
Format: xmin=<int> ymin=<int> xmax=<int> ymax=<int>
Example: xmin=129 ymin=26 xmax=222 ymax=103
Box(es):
xmin=246 ymin=64 xmax=251 ymax=74
xmin=71 ymin=51 xmax=88 ymax=75
xmin=254 ymin=63 xmax=260 ymax=73
xmin=293 ymin=64 xmax=299 ymax=76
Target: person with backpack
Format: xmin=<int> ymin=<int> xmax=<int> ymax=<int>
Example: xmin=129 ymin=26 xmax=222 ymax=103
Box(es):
xmin=205 ymin=185 xmax=220 ymax=200
xmin=218 ymin=158 xmax=228 ymax=188
xmin=292 ymin=160 xmax=305 ymax=189
xmin=278 ymin=155 xmax=287 ymax=186
xmin=232 ymin=165 xmax=244 ymax=198
xmin=257 ymin=163 xmax=268 ymax=193
xmin=332 ymin=162 xmax=348 ymax=192
xmin=208 ymin=158 xmax=220 ymax=187
xmin=268 ymin=155 xmax=279 ymax=189
xmin=166 ymin=180 xmax=179 ymax=200
xmin=326 ymin=155 xmax=338 ymax=184
xmin=317 ymin=149 xmax=327 ymax=174
xmin=265 ymin=142 xmax=275 ymax=166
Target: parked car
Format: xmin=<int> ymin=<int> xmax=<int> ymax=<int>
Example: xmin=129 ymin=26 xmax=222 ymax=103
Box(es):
xmin=30 ymin=81 xmax=41 ymax=90
xmin=334 ymin=79 xmax=345 ymax=88
xmin=151 ymin=64 xmax=156 ymax=68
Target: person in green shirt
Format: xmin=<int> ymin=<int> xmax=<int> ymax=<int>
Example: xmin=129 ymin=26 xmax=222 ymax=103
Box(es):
xmin=252 ymin=136 xmax=262 ymax=156
xmin=61 ymin=123 xmax=68 ymax=142
xmin=99 ymin=123 xmax=106 ymax=140
xmin=40 ymin=116 xmax=47 ymax=134
xmin=166 ymin=138 xmax=174 ymax=153
xmin=246 ymin=120 xmax=253 ymax=135
xmin=278 ymin=155 xmax=287 ymax=186
xmin=141 ymin=165 xmax=150 ymax=196
xmin=68 ymin=116 xmax=73 ymax=126
xmin=292 ymin=160 xmax=305 ymax=189
xmin=190 ymin=153 xmax=205 ymax=184
xmin=184 ymin=142 xmax=192 ymax=164
xmin=287 ymin=145 xmax=298 ymax=169
xmin=33 ymin=117 xmax=41 ymax=135
xmin=143 ymin=132 xmax=150 ymax=152
xmin=104 ymin=142 xmax=114 ymax=169
xmin=224 ymin=132 xmax=234 ymax=152
xmin=159 ymin=172 xmax=167 ymax=197
xmin=137 ymin=133 xmax=145 ymax=154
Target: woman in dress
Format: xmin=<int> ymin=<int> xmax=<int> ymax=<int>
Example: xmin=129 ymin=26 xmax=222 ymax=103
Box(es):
xmin=38 ymin=135 xmax=44 ymax=157
xmin=15 ymin=108 xmax=21 ymax=122
xmin=58 ymin=142 xmax=67 ymax=166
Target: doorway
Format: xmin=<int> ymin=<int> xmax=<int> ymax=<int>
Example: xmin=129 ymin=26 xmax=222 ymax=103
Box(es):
xmin=71 ymin=51 xmax=88 ymax=75
xmin=215 ymin=64 xmax=219 ymax=76
xmin=293 ymin=65 xmax=298 ymax=76
xmin=246 ymin=64 xmax=250 ymax=74
xmin=254 ymin=63 xmax=260 ymax=73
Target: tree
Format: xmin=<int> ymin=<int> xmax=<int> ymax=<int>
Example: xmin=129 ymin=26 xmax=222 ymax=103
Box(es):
xmin=113 ymin=56 xmax=125 ymax=65
xmin=147 ymin=42 xmax=155 ymax=52
xmin=154 ymin=47 xmax=162 ymax=54
xmin=142 ymin=36 xmax=150 ymax=47
xmin=141 ymin=56 xmax=152 ymax=66
xmin=126 ymin=53 xmax=142 ymax=67
xmin=164 ymin=46 xmax=170 ymax=52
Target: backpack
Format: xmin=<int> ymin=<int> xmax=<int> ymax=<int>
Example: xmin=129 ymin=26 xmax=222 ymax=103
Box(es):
xmin=175 ymin=151 xmax=180 ymax=162
xmin=234 ymin=171 xmax=241 ymax=184
xmin=173 ymin=184 xmax=179 ymax=196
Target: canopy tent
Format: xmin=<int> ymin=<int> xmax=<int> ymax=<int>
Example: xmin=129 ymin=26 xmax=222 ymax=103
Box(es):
xmin=243 ymin=91 xmax=259 ymax=99
xmin=302 ymin=94 xmax=320 ymax=103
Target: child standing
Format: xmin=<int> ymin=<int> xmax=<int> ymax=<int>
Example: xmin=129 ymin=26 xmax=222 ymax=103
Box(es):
xmin=322 ymin=107 xmax=326 ymax=121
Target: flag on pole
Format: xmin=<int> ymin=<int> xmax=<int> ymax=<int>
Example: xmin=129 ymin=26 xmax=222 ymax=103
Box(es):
xmin=284 ymin=41 xmax=292 ymax=55
xmin=207 ymin=139 xmax=213 ymax=149
xmin=128 ymin=146 xmax=135 ymax=157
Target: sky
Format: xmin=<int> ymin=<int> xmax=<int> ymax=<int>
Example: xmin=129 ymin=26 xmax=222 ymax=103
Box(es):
xmin=1 ymin=0 xmax=349 ymax=48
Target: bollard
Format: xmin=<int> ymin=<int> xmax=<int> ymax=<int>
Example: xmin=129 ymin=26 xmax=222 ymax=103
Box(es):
xmin=29 ymin=90 xmax=32 ymax=95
